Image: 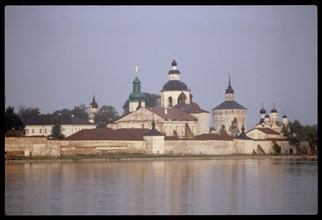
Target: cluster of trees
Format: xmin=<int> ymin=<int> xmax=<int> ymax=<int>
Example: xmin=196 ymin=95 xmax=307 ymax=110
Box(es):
xmin=122 ymin=93 xmax=161 ymax=115
xmin=219 ymin=117 xmax=240 ymax=137
xmin=281 ymin=120 xmax=318 ymax=155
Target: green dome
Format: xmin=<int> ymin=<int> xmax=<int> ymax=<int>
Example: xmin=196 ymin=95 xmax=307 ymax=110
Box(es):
xmin=129 ymin=75 xmax=145 ymax=102
xmin=129 ymin=91 xmax=145 ymax=102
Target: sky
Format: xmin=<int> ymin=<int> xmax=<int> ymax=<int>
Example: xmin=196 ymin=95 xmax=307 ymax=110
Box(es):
xmin=5 ymin=5 xmax=317 ymax=128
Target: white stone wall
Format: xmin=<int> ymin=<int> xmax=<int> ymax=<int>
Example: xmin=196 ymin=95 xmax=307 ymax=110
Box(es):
xmin=25 ymin=124 xmax=96 ymax=137
xmin=144 ymin=136 xmax=165 ymax=154
xmin=191 ymin=112 xmax=210 ymax=135
xmin=161 ymin=90 xmax=191 ymax=107
xmin=212 ymin=108 xmax=247 ymax=133
xmin=5 ymin=137 xmax=291 ymax=157
xmin=164 ymin=140 xmax=235 ymax=155
xmin=129 ymin=101 xmax=146 ymax=112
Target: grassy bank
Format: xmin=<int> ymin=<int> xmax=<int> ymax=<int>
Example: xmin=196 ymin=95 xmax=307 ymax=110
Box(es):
xmin=4 ymin=153 xmax=318 ymax=163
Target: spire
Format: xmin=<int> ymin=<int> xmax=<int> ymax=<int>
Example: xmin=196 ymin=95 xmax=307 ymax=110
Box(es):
xmin=152 ymin=114 xmax=156 ymax=130
xmin=225 ymin=74 xmax=234 ymax=94
xmin=241 ymin=119 xmax=245 ymax=134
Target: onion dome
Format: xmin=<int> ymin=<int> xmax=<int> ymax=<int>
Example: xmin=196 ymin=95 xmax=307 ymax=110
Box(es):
xmin=162 ymin=80 xmax=188 ymax=91
xmin=168 ymin=58 xmax=181 ymax=75
xmin=129 ymin=66 xmax=145 ymax=102
xmin=171 ymin=58 xmax=177 ymax=67
xmin=270 ymin=103 xmax=278 ymax=113
xmin=225 ymin=75 xmax=234 ymax=94
xmin=260 ymin=103 xmax=266 ymax=114
xmin=282 ymin=111 xmax=288 ymax=118
xmin=265 ymin=114 xmax=270 ymax=118
xmin=89 ymin=96 xmax=98 ymax=108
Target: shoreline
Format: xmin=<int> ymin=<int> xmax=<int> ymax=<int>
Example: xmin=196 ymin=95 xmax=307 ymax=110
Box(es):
xmin=4 ymin=154 xmax=318 ymax=163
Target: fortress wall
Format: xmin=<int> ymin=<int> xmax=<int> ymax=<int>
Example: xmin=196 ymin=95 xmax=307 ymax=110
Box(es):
xmin=59 ymin=140 xmax=146 ymax=156
xmin=164 ymin=140 xmax=235 ymax=155
xmin=5 ymin=137 xmax=291 ymax=158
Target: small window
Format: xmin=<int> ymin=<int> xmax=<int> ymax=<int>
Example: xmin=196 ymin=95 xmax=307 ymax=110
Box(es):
xmin=26 ymin=129 xmax=29 ymax=134
xmin=32 ymin=129 xmax=34 ymax=134
xmin=44 ymin=129 xmax=47 ymax=134
xmin=39 ymin=129 xmax=42 ymax=134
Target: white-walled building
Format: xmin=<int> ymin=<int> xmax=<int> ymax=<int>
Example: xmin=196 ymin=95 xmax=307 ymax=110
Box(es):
xmin=24 ymin=114 xmax=96 ymax=137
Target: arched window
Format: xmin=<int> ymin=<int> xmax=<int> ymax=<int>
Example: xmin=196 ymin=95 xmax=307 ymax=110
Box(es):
xmin=168 ymin=97 xmax=173 ymax=107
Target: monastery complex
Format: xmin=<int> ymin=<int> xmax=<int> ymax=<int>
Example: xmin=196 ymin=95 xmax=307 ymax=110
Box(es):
xmin=6 ymin=58 xmax=297 ymax=158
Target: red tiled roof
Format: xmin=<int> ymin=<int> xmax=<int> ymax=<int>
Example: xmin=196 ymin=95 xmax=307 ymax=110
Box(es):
xmin=194 ymin=133 xmax=233 ymax=140
xmin=64 ymin=128 xmax=150 ymax=141
xmin=246 ymin=127 xmax=280 ymax=135
xmin=147 ymin=107 xmax=197 ymax=121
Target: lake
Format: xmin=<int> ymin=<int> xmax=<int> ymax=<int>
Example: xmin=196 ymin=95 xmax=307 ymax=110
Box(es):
xmin=5 ymin=159 xmax=317 ymax=215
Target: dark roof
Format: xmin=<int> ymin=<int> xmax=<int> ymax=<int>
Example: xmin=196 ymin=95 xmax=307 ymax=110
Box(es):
xmin=173 ymin=103 xmax=200 ymax=113
xmin=213 ymin=100 xmax=247 ymax=110
xmin=194 ymin=133 xmax=233 ymax=141
xmin=147 ymin=107 xmax=197 ymax=121
xmin=144 ymin=121 xmax=165 ymax=136
xmin=65 ymin=128 xmax=150 ymax=140
xmin=162 ymin=80 xmax=189 ymax=91
xmin=236 ymin=132 xmax=253 ymax=140
xmin=23 ymin=114 xmax=94 ymax=125
xmin=270 ymin=108 xmax=278 ymax=113
xmin=260 ymin=108 xmax=266 ymax=114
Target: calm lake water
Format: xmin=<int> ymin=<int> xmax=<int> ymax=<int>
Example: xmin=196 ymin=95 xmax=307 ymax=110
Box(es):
xmin=5 ymin=159 xmax=317 ymax=215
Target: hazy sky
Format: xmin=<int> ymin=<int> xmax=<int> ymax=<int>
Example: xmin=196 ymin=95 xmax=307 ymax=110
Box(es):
xmin=5 ymin=5 xmax=317 ymax=128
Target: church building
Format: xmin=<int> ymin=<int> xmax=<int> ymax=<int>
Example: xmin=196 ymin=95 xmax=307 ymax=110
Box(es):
xmin=108 ymin=58 xmax=210 ymax=138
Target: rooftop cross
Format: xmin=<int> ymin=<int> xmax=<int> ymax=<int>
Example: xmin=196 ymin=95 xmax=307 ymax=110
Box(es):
xmin=135 ymin=65 xmax=138 ymax=77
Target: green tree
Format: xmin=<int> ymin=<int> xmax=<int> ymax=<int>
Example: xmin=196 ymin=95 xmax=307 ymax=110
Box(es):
xmin=281 ymin=119 xmax=318 ymax=155
xmin=18 ymin=105 xmax=41 ymax=119
xmin=219 ymin=124 xmax=227 ymax=135
xmin=53 ymin=108 xmax=72 ymax=116
xmin=122 ymin=92 xmax=161 ymax=115
xmin=49 ymin=114 xmax=65 ymax=139
xmin=5 ymin=106 xmax=26 ymax=136
xmin=281 ymin=120 xmax=303 ymax=154
xmin=95 ymin=105 xmax=119 ymax=127
xmin=228 ymin=117 xmax=240 ymax=137
xmin=71 ymin=103 xmax=88 ymax=121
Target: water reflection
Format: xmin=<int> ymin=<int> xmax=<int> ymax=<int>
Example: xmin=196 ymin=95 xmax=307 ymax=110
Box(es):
xmin=5 ymin=159 xmax=317 ymax=215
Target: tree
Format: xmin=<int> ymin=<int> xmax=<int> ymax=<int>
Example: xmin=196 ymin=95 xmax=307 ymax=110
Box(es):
xmin=95 ymin=105 xmax=119 ymax=127
xmin=49 ymin=114 xmax=65 ymax=139
xmin=228 ymin=117 xmax=240 ymax=137
xmin=71 ymin=103 xmax=88 ymax=121
xmin=53 ymin=108 xmax=72 ymax=116
xmin=5 ymin=106 xmax=26 ymax=136
xmin=18 ymin=105 xmax=41 ymax=119
xmin=219 ymin=124 xmax=227 ymax=135
xmin=281 ymin=119 xmax=318 ymax=155
xmin=281 ymin=119 xmax=304 ymax=155
xmin=122 ymin=92 xmax=161 ymax=115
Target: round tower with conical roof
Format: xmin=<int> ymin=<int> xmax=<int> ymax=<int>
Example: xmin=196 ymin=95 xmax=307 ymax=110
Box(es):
xmin=129 ymin=66 xmax=146 ymax=112
xmin=212 ymin=75 xmax=247 ymax=133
